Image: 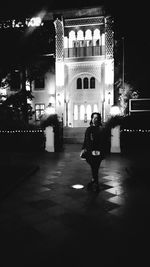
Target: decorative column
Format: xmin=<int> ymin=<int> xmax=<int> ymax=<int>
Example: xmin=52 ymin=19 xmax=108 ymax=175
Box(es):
xmin=104 ymin=16 xmax=114 ymax=121
xmin=45 ymin=126 xmax=55 ymax=152
xmin=54 ymin=18 xmax=64 ymax=120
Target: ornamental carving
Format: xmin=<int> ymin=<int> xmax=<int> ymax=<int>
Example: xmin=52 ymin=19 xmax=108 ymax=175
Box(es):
xmin=54 ymin=19 xmax=64 ymax=60
xmin=65 ymin=17 xmax=105 ymax=27
xmin=66 ymin=63 xmax=102 ymax=83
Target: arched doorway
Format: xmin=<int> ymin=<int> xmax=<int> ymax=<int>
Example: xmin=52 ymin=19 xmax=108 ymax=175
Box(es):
xmin=73 ymin=103 xmax=99 ymax=127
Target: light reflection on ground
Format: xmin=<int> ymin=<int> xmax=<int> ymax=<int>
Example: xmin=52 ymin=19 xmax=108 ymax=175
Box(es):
xmin=71 ymin=184 xmax=84 ymax=189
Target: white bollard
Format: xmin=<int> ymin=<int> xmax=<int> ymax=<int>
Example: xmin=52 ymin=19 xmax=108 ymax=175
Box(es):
xmin=45 ymin=126 xmax=55 ymax=152
xmin=110 ymin=125 xmax=121 ymax=153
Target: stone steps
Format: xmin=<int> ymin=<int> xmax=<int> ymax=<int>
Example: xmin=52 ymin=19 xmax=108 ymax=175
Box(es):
xmin=63 ymin=127 xmax=86 ymax=144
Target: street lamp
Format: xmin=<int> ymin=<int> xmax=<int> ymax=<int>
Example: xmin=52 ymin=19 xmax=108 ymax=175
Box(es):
xmin=110 ymin=105 xmax=121 ymax=116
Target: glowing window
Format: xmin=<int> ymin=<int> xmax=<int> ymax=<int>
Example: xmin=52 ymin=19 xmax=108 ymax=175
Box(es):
xmin=83 ymin=77 xmax=89 ymax=89
xmin=77 ymin=78 xmax=82 ymax=89
xmin=77 ymin=30 xmax=84 ymax=40
xmin=86 ymin=105 xmax=92 ymax=120
xmin=102 ymin=33 xmax=105 ymax=45
xmin=69 ymin=30 xmax=76 ymax=48
xmin=90 ymin=77 xmax=95 ymax=89
xmin=93 ymin=29 xmax=100 ymax=39
xmin=74 ymin=105 xmax=78 ymax=120
xmin=80 ymin=105 xmax=85 ymax=120
xmin=85 ymin=29 xmax=92 ymax=40
xmin=93 ymin=28 xmax=100 ymax=46
xmin=93 ymin=104 xmax=98 ymax=112
xmin=35 ymin=104 xmax=45 ymax=121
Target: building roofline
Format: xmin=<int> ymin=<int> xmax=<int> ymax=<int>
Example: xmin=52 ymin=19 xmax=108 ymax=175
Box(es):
xmin=44 ymin=5 xmax=107 ymax=21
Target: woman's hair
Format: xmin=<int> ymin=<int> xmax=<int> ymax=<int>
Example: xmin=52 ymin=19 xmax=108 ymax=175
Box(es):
xmin=90 ymin=112 xmax=102 ymax=126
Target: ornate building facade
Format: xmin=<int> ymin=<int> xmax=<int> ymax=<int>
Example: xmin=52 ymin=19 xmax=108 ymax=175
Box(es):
xmin=52 ymin=6 xmax=114 ymax=127
xmin=22 ymin=6 xmax=114 ymax=127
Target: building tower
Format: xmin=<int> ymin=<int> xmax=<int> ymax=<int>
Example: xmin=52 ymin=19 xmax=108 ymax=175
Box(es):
xmin=54 ymin=6 xmax=114 ymax=127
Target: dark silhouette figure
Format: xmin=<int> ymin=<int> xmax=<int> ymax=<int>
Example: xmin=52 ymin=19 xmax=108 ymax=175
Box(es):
xmin=80 ymin=112 xmax=109 ymax=192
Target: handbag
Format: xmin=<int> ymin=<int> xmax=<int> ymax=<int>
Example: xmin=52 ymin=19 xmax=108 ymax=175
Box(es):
xmin=92 ymin=150 xmax=101 ymax=156
xmin=80 ymin=150 xmax=88 ymax=160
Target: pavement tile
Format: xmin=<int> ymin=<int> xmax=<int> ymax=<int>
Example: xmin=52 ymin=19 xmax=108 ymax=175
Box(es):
xmin=0 ymin=145 xmax=150 ymax=266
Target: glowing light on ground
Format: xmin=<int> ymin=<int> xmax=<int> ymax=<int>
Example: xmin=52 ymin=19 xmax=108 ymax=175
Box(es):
xmin=71 ymin=184 xmax=84 ymax=189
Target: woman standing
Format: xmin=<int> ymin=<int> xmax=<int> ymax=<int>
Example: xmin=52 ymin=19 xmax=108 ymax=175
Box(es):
xmin=80 ymin=112 xmax=109 ymax=192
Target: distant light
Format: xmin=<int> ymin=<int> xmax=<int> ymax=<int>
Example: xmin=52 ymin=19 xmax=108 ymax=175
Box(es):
xmin=72 ymin=184 xmax=84 ymax=189
xmin=110 ymin=105 xmax=121 ymax=116
xmin=28 ymin=17 xmax=42 ymax=27
xmin=27 ymin=99 xmax=32 ymax=104
xmin=26 ymin=81 xmax=30 ymax=91
xmin=45 ymin=105 xmax=55 ymax=115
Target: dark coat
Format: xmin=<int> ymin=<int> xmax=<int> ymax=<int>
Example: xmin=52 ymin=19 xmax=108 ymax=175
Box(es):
xmin=82 ymin=125 xmax=110 ymax=158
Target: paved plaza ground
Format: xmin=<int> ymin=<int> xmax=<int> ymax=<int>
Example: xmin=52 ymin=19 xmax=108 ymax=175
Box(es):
xmin=0 ymin=144 xmax=150 ymax=266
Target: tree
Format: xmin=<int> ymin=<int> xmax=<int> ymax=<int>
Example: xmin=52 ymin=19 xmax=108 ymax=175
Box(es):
xmin=114 ymin=38 xmax=139 ymax=115
xmin=0 ymin=70 xmax=34 ymax=128
xmin=114 ymin=79 xmax=139 ymax=115
xmin=0 ymin=18 xmax=55 ymax=126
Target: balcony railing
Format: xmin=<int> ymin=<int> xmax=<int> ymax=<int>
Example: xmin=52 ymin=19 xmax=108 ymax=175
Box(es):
xmin=64 ymin=45 xmax=105 ymax=58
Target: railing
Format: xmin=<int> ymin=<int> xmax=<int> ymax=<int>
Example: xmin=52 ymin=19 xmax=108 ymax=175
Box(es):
xmin=64 ymin=45 xmax=105 ymax=58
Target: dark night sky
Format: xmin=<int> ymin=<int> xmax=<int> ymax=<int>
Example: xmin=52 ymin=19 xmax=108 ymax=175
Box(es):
xmin=0 ymin=0 xmax=149 ymax=95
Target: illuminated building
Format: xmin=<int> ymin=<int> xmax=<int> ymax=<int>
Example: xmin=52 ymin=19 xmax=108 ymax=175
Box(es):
xmin=0 ymin=6 xmax=114 ymax=127
xmin=52 ymin=6 xmax=114 ymax=126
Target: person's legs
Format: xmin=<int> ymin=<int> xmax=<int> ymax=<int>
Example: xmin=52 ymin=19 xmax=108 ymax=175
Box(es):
xmin=91 ymin=157 xmax=102 ymax=182
xmin=86 ymin=156 xmax=102 ymax=191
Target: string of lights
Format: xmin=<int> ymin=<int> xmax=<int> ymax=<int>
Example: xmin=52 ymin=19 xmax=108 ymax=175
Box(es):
xmin=0 ymin=17 xmax=43 ymax=29
xmin=0 ymin=129 xmax=44 ymax=133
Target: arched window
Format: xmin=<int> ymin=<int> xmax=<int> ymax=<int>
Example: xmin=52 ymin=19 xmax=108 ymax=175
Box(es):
xmin=80 ymin=105 xmax=85 ymax=120
xmin=83 ymin=77 xmax=89 ymax=89
xmin=86 ymin=105 xmax=92 ymax=120
xmin=93 ymin=104 xmax=98 ymax=113
xmin=69 ymin=30 xmax=76 ymax=48
xmin=77 ymin=30 xmax=84 ymax=41
xmin=77 ymin=78 xmax=82 ymax=89
xmin=85 ymin=29 xmax=92 ymax=48
xmin=93 ymin=29 xmax=100 ymax=39
xmin=74 ymin=105 xmax=78 ymax=120
xmin=90 ymin=77 xmax=95 ymax=89
xmin=93 ymin=29 xmax=100 ymax=46
xmin=76 ymin=30 xmax=84 ymax=48
xmin=85 ymin=29 xmax=92 ymax=40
